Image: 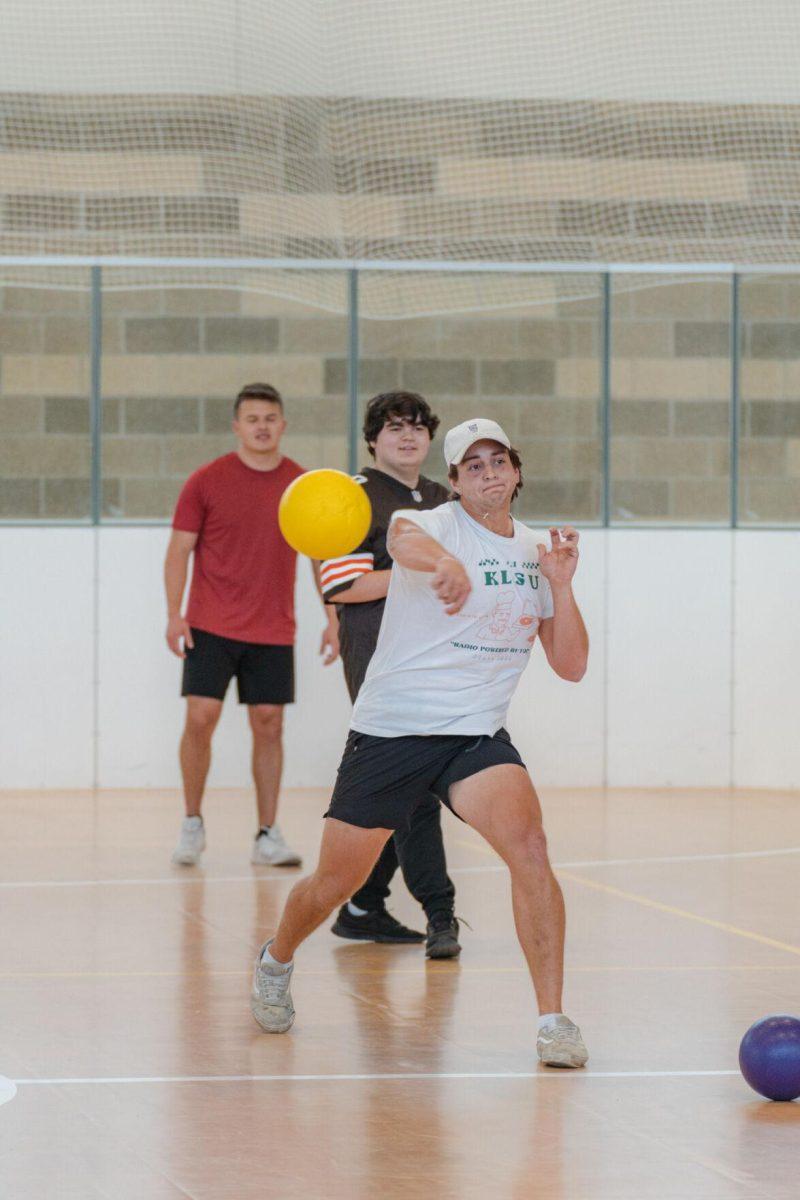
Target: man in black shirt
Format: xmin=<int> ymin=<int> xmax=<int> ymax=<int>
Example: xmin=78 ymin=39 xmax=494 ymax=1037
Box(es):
xmin=320 ymin=391 xmax=460 ymax=958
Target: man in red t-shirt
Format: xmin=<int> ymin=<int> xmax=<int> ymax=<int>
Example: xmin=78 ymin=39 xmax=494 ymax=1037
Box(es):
xmin=164 ymin=381 xmax=338 ymax=868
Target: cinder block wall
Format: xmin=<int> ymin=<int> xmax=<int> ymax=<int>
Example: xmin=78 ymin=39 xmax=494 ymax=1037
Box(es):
xmin=3 ymin=95 xmax=800 ymax=262
xmin=2 ymin=277 xmax=799 ymax=523
xmin=1 ymin=94 xmax=800 ymax=524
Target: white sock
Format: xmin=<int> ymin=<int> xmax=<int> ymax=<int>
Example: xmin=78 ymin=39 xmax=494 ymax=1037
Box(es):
xmin=184 ymin=815 xmax=203 ymax=828
xmin=347 ymin=901 xmax=369 ymax=917
xmin=538 ymin=1012 xmax=563 ymax=1031
xmin=261 ymin=943 xmax=292 ymax=970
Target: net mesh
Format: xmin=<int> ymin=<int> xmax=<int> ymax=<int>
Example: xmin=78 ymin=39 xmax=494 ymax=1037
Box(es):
xmin=3 ymin=1 xmax=800 ymax=312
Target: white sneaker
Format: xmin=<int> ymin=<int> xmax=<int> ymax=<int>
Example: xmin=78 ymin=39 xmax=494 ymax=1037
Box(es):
xmin=171 ymin=815 xmax=205 ymax=866
xmin=250 ymin=824 xmax=302 ymax=867
xmin=536 ymin=1015 xmax=589 ymax=1069
xmin=250 ymin=940 xmax=295 ymax=1033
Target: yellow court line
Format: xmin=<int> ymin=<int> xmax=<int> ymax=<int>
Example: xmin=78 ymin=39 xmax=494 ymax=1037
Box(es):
xmin=558 ymin=869 xmax=800 ymax=959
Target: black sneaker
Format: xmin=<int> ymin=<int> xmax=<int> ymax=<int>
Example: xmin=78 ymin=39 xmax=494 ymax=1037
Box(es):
xmin=425 ymin=914 xmax=461 ymax=959
xmin=330 ymin=905 xmax=425 ymax=944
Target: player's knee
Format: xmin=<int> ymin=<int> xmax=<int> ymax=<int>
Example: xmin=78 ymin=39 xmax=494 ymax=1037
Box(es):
xmin=312 ymin=868 xmax=354 ymax=911
xmin=185 ymin=702 xmax=220 ymax=738
xmin=249 ymin=706 xmax=283 ymax=741
xmin=506 ymin=823 xmax=550 ymax=873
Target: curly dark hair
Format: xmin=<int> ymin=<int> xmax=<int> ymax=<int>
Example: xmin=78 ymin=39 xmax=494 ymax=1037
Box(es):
xmin=448 ymin=446 xmax=524 ymax=503
xmin=362 ymin=391 xmax=440 ymax=456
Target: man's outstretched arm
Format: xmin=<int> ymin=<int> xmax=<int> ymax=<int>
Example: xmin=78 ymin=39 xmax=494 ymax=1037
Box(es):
xmin=387 ymin=516 xmax=472 ymax=614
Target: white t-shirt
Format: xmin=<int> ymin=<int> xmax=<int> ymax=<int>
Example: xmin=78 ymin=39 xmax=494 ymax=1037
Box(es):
xmin=351 ymin=502 xmax=554 ymax=737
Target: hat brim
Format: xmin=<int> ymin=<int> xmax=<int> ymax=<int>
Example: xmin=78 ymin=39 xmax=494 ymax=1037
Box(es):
xmin=448 ymin=434 xmax=511 ymax=466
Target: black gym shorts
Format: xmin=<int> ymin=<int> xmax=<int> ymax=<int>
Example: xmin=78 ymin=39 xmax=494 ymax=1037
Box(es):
xmin=326 ymin=727 xmax=525 ymax=829
xmin=181 ymin=627 xmax=295 ymax=705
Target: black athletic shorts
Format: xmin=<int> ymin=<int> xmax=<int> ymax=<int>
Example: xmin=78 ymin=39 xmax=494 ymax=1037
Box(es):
xmin=326 ymin=727 xmax=525 ymax=829
xmin=181 ymin=627 xmax=295 ymax=705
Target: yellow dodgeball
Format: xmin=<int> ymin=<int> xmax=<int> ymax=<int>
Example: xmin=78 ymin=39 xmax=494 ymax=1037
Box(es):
xmin=278 ymin=469 xmax=372 ymax=559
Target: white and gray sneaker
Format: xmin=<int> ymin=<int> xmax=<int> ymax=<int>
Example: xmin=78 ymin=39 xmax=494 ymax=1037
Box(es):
xmin=171 ymin=815 xmax=205 ymax=866
xmin=251 ymin=940 xmax=295 ymax=1033
xmin=536 ymin=1015 xmax=589 ymax=1069
xmin=251 ymin=824 xmax=302 ymax=867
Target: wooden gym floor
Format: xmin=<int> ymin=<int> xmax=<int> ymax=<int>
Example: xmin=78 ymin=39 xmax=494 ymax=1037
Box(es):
xmin=0 ymin=785 xmax=799 ymax=1199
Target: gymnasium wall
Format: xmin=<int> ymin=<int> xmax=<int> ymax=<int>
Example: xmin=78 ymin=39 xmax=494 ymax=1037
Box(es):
xmin=3 ymin=91 xmax=800 ymax=267
xmin=4 ymin=1 xmax=800 ymax=104
xmin=3 ymin=277 xmax=800 ymax=527
xmin=1 ymin=525 xmax=798 ymax=792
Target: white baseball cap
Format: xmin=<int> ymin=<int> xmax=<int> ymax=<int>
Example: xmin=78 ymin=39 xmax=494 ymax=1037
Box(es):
xmin=443 ymin=418 xmax=512 ymax=467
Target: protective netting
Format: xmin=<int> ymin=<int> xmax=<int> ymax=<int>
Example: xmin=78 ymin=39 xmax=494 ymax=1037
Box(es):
xmin=3 ymin=1 xmax=800 ymax=312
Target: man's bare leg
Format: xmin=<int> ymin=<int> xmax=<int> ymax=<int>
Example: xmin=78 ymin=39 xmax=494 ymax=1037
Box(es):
xmin=180 ymin=696 xmax=223 ymax=817
xmin=252 ymin=819 xmax=392 ymax=1032
xmin=448 ymin=763 xmax=564 ymax=1014
xmin=248 ymin=704 xmax=284 ymax=828
xmin=270 ymin=818 xmax=392 ymax=962
xmin=448 ymin=763 xmax=586 ymax=1066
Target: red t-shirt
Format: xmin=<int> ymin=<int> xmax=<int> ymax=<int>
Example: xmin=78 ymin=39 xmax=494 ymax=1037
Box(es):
xmin=172 ymin=452 xmax=305 ymax=645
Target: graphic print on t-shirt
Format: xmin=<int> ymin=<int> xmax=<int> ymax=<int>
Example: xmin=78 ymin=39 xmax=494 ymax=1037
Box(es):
xmin=456 ymin=556 xmax=545 ymax=655
xmin=475 ymin=592 xmax=539 ymax=645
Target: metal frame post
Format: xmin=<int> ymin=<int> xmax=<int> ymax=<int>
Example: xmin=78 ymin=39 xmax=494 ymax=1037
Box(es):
xmin=730 ymin=273 xmax=741 ymax=528
xmin=601 ymin=272 xmax=612 ymax=527
xmin=347 ymin=269 xmax=359 ymax=474
xmin=90 ymin=265 xmax=102 ymax=524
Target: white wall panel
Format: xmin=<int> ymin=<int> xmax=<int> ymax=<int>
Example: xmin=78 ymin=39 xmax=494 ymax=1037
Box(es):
xmin=97 ymin=528 xmax=350 ymax=789
xmin=0 ymin=529 xmax=94 ymax=788
xmin=606 ymin=530 xmax=733 ymax=787
xmin=283 ymin=563 xmax=352 ymax=789
xmin=733 ymin=532 xmax=800 ymax=789
xmin=508 ymin=530 xmax=606 ymax=788
xmin=97 ymin=528 xmax=185 ymax=788
xmin=5 ymin=526 xmax=799 ymax=792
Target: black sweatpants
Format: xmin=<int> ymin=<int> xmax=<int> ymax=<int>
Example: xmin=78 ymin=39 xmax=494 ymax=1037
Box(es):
xmin=343 ymin=639 xmax=455 ymax=923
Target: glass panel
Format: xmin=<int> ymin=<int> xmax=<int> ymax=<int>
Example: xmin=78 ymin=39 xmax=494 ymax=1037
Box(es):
xmin=357 ymin=272 xmax=603 ymax=524
xmin=0 ymin=269 xmax=92 ymax=521
xmin=611 ymin=275 xmax=731 ymax=525
xmin=100 ymin=270 xmax=348 ymax=520
xmin=739 ymin=275 xmax=800 ymax=526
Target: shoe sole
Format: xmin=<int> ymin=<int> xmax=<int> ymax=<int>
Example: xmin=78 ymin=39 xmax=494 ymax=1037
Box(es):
xmin=331 ymin=922 xmax=424 ymax=944
xmin=538 ymin=1052 xmax=588 ymax=1069
xmin=250 ymin=998 xmax=295 ymax=1033
xmin=250 ymin=855 xmax=302 ymax=867
xmin=171 ymin=852 xmax=202 ymax=866
xmin=425 ymin=943 xmax=462 ymax=959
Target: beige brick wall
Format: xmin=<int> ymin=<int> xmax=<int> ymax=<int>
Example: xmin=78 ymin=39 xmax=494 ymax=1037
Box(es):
xmin=0 ymin=284 xmax=349 ymax=518
xmin=3 ymin=92 xmax=800 ymax=267
xmin=740 ymin=278 xmax=800 ymax=523
xmin=2 ymin=275 xmax=800 ymax=523
xmin=358 ymin=297 xmax=602 ymax=522
xmin=610 ymin=280 xmax=730 ymax=523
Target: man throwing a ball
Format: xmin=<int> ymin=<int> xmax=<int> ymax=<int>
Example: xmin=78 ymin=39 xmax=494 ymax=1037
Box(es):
xmin=250 ymin=417 xmax=590 ymax=1068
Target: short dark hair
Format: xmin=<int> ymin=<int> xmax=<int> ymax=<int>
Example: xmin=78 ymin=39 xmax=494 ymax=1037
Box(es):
xmin=448 ymin=445 xmax=524 ymax=503
xmin=234 ymin=382 xmax=283 ymax=417
xmin=362 ymin=391 xmax=440 ymax=457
